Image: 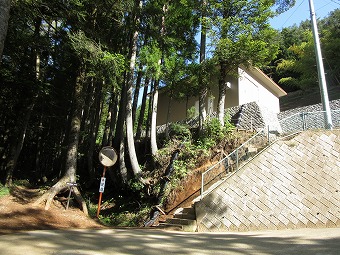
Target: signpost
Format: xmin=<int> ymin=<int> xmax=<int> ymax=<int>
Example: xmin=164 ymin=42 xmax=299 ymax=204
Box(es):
xmin=66 ymin=182 xmax=77 ymax=210
xmin=97 ymin=146 xmax=117 ymax=218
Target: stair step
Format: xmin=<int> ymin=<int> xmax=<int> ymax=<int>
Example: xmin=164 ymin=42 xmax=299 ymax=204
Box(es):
xmin=157 ymin=223 xmax=183 ymax=231
xmin=159 ymin=220 xmax=197 ymax=232
xmin=172 ymin=207 xmax=196 ymax=220
xmin=173 ymin=213 xmax=196 ymax=220
xmin=181 ymin=207 xmax=195 ymax=214
xmin=167 ymin=218 xmax=196 ymax=226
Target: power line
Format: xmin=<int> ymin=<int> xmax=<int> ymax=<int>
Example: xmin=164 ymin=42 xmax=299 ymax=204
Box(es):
xmin=330 ymin=0 xmax=340 ymax=6
xmin=316 ymin=1 xmax=333 ymax=11
xmin=281 ymin=0 xmax=306 ymax=28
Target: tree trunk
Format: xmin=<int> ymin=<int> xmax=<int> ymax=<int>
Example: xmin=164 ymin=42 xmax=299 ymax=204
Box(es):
xmin=87 ymin=80 xmax=102 ymax=185
xmin=145 ymin=80 xmax=154 ymax=140
xmin=5 ymin=17 xmax=41 ymax=186
xmin=135 ymin=78 xmax=150 ymax=141
xmin=132 ymin=69 xmax=143 ymax=125
xmin=114 ymin=74 xmax=128 ymax=185
xmin=165 ymin=94 xmax=172 ymax=140
xmin=0 ymin=0 xmax=10 ymax=59
xmin=150 ymin=2 xmax=167 ymax=156
xmin=126 ymin=0 xmax=143 ymax=180
xmin=108 ymin=93 xmax=119 ymax=146
xmin=34 ymin=68 xmax=88 ymax=214
xmin=102 ymin=100 xmax=113 ymax=147
xmin=132 ymin=35 xmax=148 ymax=125
xmin=5 ymin=96 xmax=37 ymax=186
xmin=217 ymin=61 xmax=228 ymax=126
xmin=150 ymin=79 xmax=159 ymax=156
xmin=34 ymin=115 xmax=44 ymax=182
xmin=80 ymin=78 xmax=95 ymax=145
xmin=199 ymin=0 xmax=207 ymax=132
xmin=102 ymin=91 xmax=117 ymax=147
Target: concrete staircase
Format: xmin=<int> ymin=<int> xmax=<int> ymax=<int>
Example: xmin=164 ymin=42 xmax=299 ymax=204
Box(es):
xmin=158 ymin=207 xmax=197 ymax=232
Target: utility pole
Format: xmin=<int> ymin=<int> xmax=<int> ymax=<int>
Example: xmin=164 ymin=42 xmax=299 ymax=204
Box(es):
xmin=308 ymin=0 xmax=333 ymax=129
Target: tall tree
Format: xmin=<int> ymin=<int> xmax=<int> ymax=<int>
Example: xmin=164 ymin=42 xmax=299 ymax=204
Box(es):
xmin=135 ymin=78 xmax=150 ymax=141
xmin=150 ymin=2 xmax=168 ymax=156
xmin=4 ymin=12 xmax=43 ymax=186
xmin=198 ymin=0 xmax=208 ymax=132
xmin=0 ymin=0 xmax=10 ymax=59
xmin=126 ymin=0 xmax=144 ymax=181
xmin=34 ymin=30 xmax=124 ymax=211
xmin=208 ymin=0 xmax=279 ymax=125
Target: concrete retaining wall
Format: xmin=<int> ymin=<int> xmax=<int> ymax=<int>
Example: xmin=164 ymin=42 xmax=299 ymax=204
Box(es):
xmin=196 ymin=130 xmax=340 ymax=232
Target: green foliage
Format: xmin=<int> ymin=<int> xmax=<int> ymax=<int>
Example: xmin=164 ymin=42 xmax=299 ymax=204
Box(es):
xmin=321 ymin=9 xmax=340 ymax=87
xmin=274 ymin=0 xmax=296 ymax=14
xmin=187 ymin=106 xmax=197 ymax=119
xmin=69 ymin=31 xmax=125 ymax=83
xmin=197 ymin=116 xmax=234 ymax=149
xmin=276 ymin=32 xmax=318 ymax=89
xmin=98 ymin=205 xmax=151 ymax=227
xmin=209 ymin=0 xmax=279 ymax=72
xmin=138 ymin=42 xmax=162 ymax=79
xmin=204 ymin=118 xmax=225 ymax=140
xmin=0 ymin=184 xmax=10 ymax=197
xmin=128 ymin=178 xmax=145 ymax=194
xmin=271 ymin=9 xmax=340 ymax=89
xmin=168 ymin=123 xmax=192 ymax=141
xmin=171 ymin=160 xmax=189 ymax=183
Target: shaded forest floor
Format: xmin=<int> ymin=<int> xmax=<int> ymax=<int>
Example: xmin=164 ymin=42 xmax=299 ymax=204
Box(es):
xmin=0 ymin=185 xmax=105 ymax=235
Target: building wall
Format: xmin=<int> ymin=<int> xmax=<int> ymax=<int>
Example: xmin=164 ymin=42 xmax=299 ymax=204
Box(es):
xmin=156 ymin=67 xmax=281 ymax=126
xmin=238 ymin=68 xmax=280 ymax=113
xmin=156 ymin=92 xmax=201 ymax=126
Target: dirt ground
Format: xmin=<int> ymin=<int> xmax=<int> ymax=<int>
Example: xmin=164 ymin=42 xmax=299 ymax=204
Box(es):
xmin=0 ymin=186 xmax=105 ymax=235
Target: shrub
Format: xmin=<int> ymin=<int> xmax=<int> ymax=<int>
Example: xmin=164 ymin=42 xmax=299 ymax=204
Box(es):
xmin=168 ymin=123 xmax=191 ymax=141
xmin=196 ymin=116 xmax=234 ymax=149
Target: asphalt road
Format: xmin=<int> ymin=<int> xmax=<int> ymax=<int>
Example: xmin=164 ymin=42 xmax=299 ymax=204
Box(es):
xmin=0 ymin=227 xmax=340 ymax=255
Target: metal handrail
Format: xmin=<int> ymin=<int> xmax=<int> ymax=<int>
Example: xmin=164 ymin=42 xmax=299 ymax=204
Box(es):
xmin=200 ymin=128 xmax=267 ymax=199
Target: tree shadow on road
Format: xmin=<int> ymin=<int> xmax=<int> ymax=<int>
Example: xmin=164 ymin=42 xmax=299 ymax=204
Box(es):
xmin=0 ymin=228 xmax=339 ymax=255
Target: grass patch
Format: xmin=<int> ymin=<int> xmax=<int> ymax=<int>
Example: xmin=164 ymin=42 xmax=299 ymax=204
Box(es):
xmin=97 ymin=206 xmax=151 ymax=227
xmin=0 ymin=184 xmax=10 ymax=197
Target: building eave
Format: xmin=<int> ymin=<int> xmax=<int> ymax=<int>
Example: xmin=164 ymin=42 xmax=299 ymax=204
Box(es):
xmin=242 ymin=65 xmax=287 ymax=98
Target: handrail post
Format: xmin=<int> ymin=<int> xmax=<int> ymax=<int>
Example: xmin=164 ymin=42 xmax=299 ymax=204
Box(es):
xmin=267 ymin=125 xmax=270 ymax=144
xmin=236 ymin=149 xmax=239 ymax=171
xmin=302 ymin=113 xmax=306 ymax=130
xmin=201 ymin=172 xmax=204 ymax=200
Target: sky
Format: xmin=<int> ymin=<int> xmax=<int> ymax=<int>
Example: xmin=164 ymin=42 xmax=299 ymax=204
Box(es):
xmin=270 ymin=0 xmax=340 ymax=30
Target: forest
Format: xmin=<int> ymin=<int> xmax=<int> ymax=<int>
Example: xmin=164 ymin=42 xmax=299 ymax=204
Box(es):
xmin=0 ymin=0 xmax=339 ymax=225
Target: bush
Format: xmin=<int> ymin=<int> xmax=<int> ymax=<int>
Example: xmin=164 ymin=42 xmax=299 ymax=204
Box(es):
xmin=197 ymin=116 xmax=234 ymax=149
xmin=168 ymin=123 xmax=191 ymax=141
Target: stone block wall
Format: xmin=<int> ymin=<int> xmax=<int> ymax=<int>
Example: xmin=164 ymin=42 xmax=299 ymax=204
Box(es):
xmin=196 ymin=130 xmax=340 ymax=232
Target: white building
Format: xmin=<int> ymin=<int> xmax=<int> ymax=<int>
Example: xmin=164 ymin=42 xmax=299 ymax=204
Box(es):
xmin=156 ymin=65 xmax=287 ymax=127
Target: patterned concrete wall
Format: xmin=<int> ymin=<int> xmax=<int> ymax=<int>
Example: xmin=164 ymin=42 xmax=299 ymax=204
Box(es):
xmin=196 ymin=130 xmax=340 ymax=232
xmin=278 ymin=99 xmax=340 ymax=120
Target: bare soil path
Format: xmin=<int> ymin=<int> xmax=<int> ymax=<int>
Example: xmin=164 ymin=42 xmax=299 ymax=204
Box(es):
xmin=0 ymin=185 xmax=105 ymax=235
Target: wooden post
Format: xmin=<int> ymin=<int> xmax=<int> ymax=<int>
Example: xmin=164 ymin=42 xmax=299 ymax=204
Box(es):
xmin=96 ymin=166 xmax=107 ymax=218
xmin=66 ymin=182 xmax=77 ymax=210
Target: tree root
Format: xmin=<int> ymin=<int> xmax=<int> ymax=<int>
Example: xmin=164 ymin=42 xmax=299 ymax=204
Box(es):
xmin=33 ymin=178 xmax=88 ymax=216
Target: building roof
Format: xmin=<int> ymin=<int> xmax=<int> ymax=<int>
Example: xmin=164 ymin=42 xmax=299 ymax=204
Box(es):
xmin=243 ymin=66 xmax=287 ymax=98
